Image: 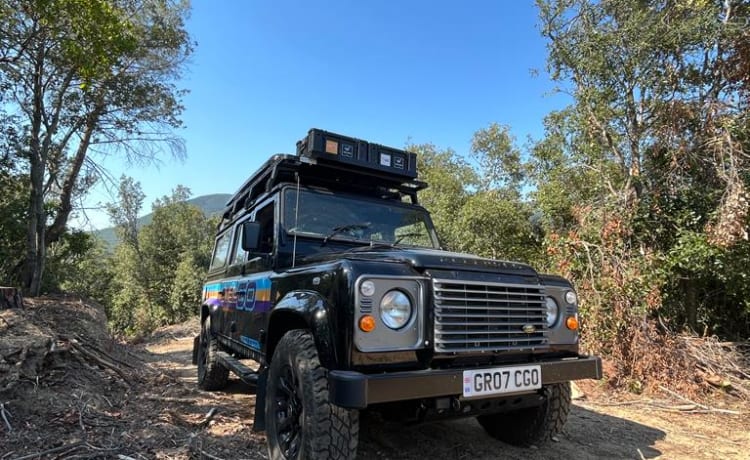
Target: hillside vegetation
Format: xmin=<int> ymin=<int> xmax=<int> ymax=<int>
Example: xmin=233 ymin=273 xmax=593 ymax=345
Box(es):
xmin=93 ymin=193 xmax=231 ymax=247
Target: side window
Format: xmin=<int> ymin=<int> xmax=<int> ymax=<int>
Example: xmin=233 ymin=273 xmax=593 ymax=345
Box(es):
xmin=230 ymin=224 xmax=247 ymax=265
xmin=210 ymin=231 xmax=232 ymax=270
xmin=255 ymin=203 xmax=274 ymax=253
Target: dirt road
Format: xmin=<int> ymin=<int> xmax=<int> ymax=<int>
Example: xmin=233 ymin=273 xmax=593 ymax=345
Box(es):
xmin=5 ymin=297 xmax=747 ymax=459
xmin=143 ymin=327 xmax=750 ymax=460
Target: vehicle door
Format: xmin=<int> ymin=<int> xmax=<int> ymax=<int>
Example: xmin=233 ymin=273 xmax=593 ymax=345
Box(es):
xmin=232 ymin=200 xmax=277 ymax=357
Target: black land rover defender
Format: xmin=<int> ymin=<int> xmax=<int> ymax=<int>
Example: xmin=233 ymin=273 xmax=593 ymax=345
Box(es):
xmin=194 ymin=129 xmax=601 ymax=460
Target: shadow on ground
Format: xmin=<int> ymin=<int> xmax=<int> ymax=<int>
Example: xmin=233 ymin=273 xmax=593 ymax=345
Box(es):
xmin=357 ymin=406 xmax=664 ymax=460
xmin=143 ymin=336 xmax=665 ymax=460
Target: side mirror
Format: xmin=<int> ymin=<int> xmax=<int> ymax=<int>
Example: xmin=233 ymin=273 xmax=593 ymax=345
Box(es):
xmin=241 ymin=221 xmax=261 ymax=251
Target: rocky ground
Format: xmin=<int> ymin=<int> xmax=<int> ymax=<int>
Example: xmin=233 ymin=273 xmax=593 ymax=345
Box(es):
xmin=1 ymin=296 xmax=748 ymax=459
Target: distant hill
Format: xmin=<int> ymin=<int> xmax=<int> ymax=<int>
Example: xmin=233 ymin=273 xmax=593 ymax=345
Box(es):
xmin=93 ymin=193 xmax=231 ymax=247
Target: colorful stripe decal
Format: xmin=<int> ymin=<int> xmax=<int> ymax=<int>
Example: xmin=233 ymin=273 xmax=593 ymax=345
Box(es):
xmin=203 ymin=277 xmax=273 ymax=312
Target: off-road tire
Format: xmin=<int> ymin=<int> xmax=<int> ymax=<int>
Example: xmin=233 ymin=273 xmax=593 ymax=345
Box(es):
xmin=477 ymin=382 xmax=571 ymax=447
xmin=266 ymin=329 xmax=359 ymax=460
xmin=197 ymin=316 xmax=229 ymax=391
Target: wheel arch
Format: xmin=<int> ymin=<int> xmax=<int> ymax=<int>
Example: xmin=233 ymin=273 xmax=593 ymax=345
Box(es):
xmin=265 ymin=290 xmax=338 ymax=369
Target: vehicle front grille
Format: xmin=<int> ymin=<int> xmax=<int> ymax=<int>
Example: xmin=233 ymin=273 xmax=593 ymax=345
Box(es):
xmin=433 ymin=278 xmax=548 ymax=353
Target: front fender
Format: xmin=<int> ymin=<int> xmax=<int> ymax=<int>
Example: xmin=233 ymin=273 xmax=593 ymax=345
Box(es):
xmin=266 ymin=290 xmax=338 ymax=368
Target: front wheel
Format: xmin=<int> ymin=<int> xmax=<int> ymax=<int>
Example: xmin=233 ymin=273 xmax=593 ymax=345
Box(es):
xmin=266 ymin=329 xmax=359 ymax=460
xmin=477 ymin=382 xmax=571 ymax=447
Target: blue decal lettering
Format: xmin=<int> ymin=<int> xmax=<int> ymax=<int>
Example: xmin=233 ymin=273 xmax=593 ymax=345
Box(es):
xmin=236 ymin=281 xmax=249 ymax=311
xmin=240 ymin=335 xmax=261 ymax=350
xmin=246 ymin=288 xmax=256 ymax=311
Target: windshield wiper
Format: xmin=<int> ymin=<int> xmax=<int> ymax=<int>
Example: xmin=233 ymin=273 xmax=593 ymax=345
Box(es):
xmin=392 ymin=232 xmax=424 ymax=246
xmin=321 ymin=223 xmax=371 ymax=247
xmin=347 ymin=231 xmax=426 ymax=252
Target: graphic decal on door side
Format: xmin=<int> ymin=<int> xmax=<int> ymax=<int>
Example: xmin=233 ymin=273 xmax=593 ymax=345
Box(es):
xmin=203 ymin=277 xmax=272 ymax=311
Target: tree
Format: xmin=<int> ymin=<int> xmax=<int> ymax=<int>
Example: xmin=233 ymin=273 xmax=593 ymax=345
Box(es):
xmin=45 ymin=231 xmax=114 ymax=303
xmin=139 ymin=186 xmax=213 ymax=324
xmin=0 ymin=0 xmax=192 ymax=295
xmin=471 ymin=123 xmax=527 ymax=190
xmin=107 ymin=185 xmax=214 ymax=335
xmin=410 ymin=143 xmax=476 ymax=251
xmin=106 ymin=175 xmax=146 ymax=248
xmin=412 ymin=125 xmax=542 ymax=264
xmin=461 ymin=124 xmax=541 ymax=264
xmin=535 ymin=0 xmax=750 ymax=345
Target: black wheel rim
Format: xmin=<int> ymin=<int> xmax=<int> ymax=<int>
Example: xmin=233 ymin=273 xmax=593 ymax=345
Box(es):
xmin=274 ymin=363 xmax=302 ymax=459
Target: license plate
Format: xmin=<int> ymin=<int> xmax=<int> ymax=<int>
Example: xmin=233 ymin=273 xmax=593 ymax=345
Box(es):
xmin=462 ymin=365 xmax=542 ymax=398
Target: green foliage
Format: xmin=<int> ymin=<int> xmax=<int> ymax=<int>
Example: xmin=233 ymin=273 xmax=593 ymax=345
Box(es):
xmin=0 ymin=0 xmax=193 ymax=295
xmin=410 ymin=143 xmax=475 ymax=251
xmin=169 ymin=252 xmax=207 ymax=324
xmin=108 ymin=243 xmax=147 ymax=333
xmin=662 ymin=232 xmax=750 ymax=338
xmin=455 ymin=190 xmax=541 ymax=264
xmin=138 ymin=187 xmax=213 ymax=325
xmin=471 ymin=123 xmax=527 ymax=189
xmin=412 ymin=124 xmax=543 ymax=265
xmin=106 ymin=175 xmax=145 ymax=248
xmin=46 ymin=232 xmax=114 ymax=303
xmin=533 ymin=0 xmax=750 ymax=366
xmin=0 ymin=169 xmax=27 ymax=284
xmin=106 ymin=181 xmax=214 ymax=336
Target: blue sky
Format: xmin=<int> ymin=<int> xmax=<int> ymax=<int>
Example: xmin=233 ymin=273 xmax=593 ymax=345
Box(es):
xmin=81 ymin=0 xmax=567 ymax=229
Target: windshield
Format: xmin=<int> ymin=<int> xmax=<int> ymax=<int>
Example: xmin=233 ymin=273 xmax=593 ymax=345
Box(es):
xmin=283 ymin=189 xmax=438 ymax=249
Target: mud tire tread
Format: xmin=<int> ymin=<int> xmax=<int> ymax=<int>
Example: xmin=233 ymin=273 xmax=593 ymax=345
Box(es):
xmin=267 ymin=329 xmax=358 ymax=460
xmin=197 ymin=316 xmax=229 ymax=391
xmin=477 ymin=382 xmax=571 ymax=447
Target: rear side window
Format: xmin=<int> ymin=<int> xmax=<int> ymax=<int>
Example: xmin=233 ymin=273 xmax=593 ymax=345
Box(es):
xmin=210 ymin=231 xmax=232 ymax=269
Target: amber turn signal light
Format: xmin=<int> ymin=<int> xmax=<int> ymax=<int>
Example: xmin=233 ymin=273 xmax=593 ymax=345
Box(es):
xmin=566 ymin=315 xmax=579 ymax=330
xmin=359 ymin=315 xmax=376 ymax=332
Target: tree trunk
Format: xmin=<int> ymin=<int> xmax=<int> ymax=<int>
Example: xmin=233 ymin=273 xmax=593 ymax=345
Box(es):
xmin=23 ymin=40 xmax=47 ymax=296
xmin=46 ymin=107 xmax=101 ymax=246
xmin=681 ymin=277 xmax=698 ymax=333
xmin=0 ymin=287 xmax=24 ymax=309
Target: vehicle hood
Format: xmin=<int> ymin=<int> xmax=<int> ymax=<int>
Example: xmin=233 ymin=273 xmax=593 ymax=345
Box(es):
xmin=300 ymin=247 xmax=538 ymax=277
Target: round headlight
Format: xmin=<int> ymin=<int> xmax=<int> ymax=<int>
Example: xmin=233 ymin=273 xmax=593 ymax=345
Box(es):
xmin=360 ymin=280 xmax=376 ymax=297
xmin=545 ymin=296 xmax=560 ymax=327
xmin=565 ymin=290 xmax=577 ymax=305
xmin=379 ymin=290 xmax=412 ymax=329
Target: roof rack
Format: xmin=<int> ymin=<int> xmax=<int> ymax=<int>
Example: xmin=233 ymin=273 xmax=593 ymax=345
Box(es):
xmin=220 ymin=130 xmax=427 ymax=226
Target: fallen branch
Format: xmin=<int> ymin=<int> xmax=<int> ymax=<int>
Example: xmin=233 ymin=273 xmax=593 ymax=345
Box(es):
xmin=580 ymin=399 xmax=652 ymax=407
xmin=142 ymin=393 xmax=197 ymax=404
xmin=198 ymin=407 xmax=218 ymax=429
xmin=584 ymin=397 xmax=744 ymax=415
xmin=188 ymin=434 xmax=228 ymax=460
xmin=0 ymin=402 xmax=12 ymax=432
xmin=192 ymin=447 xmax=227 ymax=460
xmin=70 ymin=335 xmax=137 ymax=370
xmin=67 ymin=339 xmax=132 ymax=387
xmin=10 ymin=441 xmax=85 ymax=460
xmin=659 ymin=385 xmax=742 ymax=415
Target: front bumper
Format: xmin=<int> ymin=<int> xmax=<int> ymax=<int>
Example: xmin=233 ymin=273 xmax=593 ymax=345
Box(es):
xmin=328 ymin=355 xmax=602 ymax=409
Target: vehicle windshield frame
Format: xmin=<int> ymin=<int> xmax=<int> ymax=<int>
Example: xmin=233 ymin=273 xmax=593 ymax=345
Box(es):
xmin=281 ymin=187 xmax=439 ymax=249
